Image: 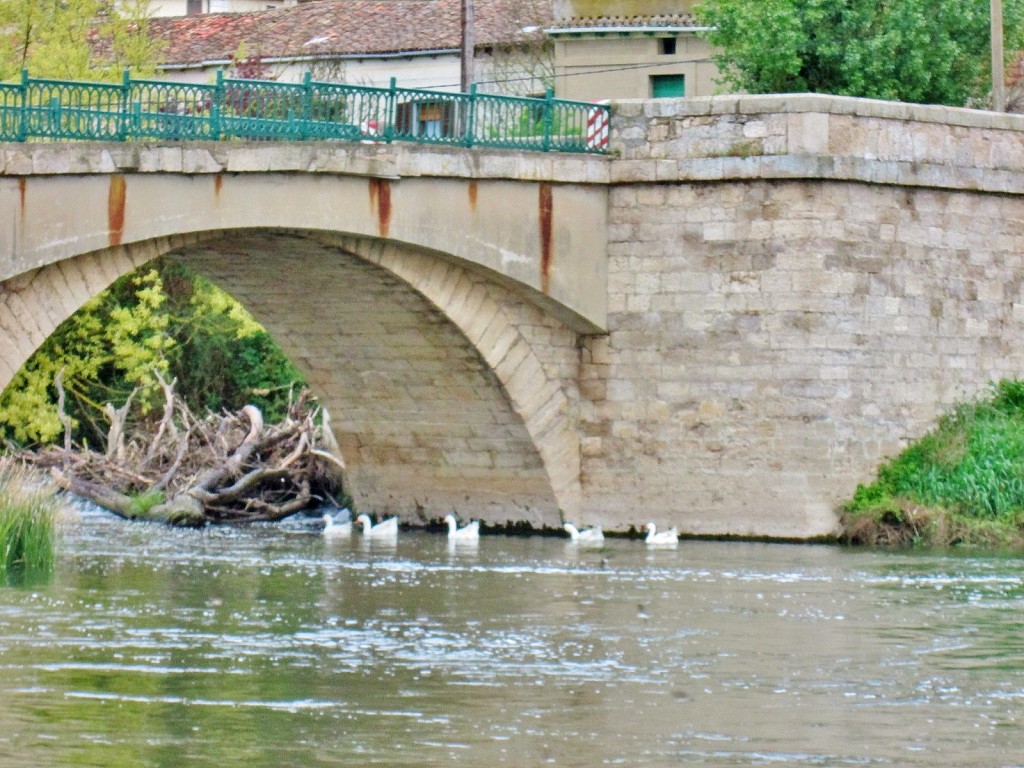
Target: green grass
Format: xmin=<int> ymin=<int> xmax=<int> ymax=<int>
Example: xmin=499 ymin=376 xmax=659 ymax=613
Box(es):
xmin=842 ymin=379 xmax=1024 ymax=548
xmin=0 ymin=459 xmax=59 ymax=581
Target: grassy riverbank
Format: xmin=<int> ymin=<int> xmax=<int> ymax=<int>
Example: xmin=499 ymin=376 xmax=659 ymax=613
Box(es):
xmin=841 ymin=379 xmax=1024 ymax=548
xmin=0 ymin=459 xmax=59 ymax=581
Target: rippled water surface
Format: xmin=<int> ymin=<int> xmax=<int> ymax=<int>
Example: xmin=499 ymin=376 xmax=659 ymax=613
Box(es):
xmin=2 ymin=507 xmax=1024 ymax=766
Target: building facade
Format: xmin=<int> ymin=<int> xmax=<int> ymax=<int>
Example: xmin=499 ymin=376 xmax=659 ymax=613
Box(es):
xmin=547 ymin=0 xmax=720 ymax=101
xmin=147 ymin=0 xmax=302 ymax=17
xmin=150 ymin=0 xmax=554 ymax=96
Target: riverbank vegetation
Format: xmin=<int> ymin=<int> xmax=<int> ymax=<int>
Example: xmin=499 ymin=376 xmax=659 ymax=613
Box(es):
xmin=0 ymin=459 xmax=59 ymax=581
xmin=841 ymin=379 xmax=1024 ymax=548
xmin=0 ymin=261 xmax=345 ymax=526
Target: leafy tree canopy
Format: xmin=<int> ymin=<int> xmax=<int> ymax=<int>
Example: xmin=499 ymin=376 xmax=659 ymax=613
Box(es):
xmin=694 ymin=0 xmax=1024 ymax=106
xmin=0 ymin=260 xmax=306 ymax=447
xmin=0 ymin=0 xmax=164 ymax=82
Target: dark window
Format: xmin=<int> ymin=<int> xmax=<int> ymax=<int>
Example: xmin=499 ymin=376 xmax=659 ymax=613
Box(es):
xmin=187 ymin=0 xmax=203 ymax=14
xmin=659 ymin=37 xmax=677 ymax=56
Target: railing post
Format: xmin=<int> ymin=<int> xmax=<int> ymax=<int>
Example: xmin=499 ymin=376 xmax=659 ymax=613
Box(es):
xmin=48 ymin=96 xmax=61 ymax=140
xmin=464 ymin=83 xmax=476 ymax=147
xmin=212 ymin=69 xmax=224 ymax=140
xmin=17 ymin=69 xmax=29 ymax=142
xmin=542 ymin=87 xmax=554 ymax=152
xmin=383 ymin=76 xmax=397 ymax=143
xmin=119 ymin=69 xmax=131 ymax=141
xmin=300 ymin=70 xmax=313 ymax=140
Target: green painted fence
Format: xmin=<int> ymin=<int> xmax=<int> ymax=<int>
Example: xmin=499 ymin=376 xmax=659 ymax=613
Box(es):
xmin=0 ymin=71 xmax=610 ymax=154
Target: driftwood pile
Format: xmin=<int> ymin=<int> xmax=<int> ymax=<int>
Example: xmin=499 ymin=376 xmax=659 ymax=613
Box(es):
xmin=22 ymin=372 xmax=345 ymax=526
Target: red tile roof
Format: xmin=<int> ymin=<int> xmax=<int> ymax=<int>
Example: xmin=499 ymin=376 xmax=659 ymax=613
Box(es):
xmin=152 ymin=0 xmax=554 ymax=67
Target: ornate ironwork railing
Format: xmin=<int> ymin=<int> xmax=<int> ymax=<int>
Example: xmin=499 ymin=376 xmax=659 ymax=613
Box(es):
xmin=0 ymin=71 xmax=611 ymax=154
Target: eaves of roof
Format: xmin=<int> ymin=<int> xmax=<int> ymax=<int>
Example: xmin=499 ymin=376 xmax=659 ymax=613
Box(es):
xmin=545 ymin=13 xmax=699 ymax=35
xmin=151 ymin=0 xmax=553 ymax=69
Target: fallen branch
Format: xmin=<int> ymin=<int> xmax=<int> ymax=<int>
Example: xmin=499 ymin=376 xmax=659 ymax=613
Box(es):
xmin=24 ymin=378 xmax=344 ymax=527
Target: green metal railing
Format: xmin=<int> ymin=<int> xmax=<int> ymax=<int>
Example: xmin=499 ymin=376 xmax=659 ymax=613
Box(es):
xmin=0 ymin=70 xmax=611 ymax=153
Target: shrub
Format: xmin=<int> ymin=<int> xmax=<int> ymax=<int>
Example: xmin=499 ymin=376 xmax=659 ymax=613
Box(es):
xmin=841 ymin=379 xmax=1024 ymax=547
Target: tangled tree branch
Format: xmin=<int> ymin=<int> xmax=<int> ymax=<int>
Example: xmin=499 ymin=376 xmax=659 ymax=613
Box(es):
xmin=22 ymin=377 xmax=346 ymax=527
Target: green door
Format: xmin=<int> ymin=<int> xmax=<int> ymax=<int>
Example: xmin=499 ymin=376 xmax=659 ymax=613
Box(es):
xmin=651 ymin=75 xmax=685 ymax=98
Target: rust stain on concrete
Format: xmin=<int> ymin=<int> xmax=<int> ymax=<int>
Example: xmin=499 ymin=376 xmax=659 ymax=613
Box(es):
xmin=369 ymin=178 xmax=392 ymax=238
xmin=108 ymin=174 xmax=127 ymax=247
xmin=468 ymin=179 xmax=478 ymax=211
xmin=18 ymin=178 xmax=26 ymax=223
xmin=539 ymin=183 xmax=553 ymax=294
xmin=214 ymin=173 xmax=224 ymax=202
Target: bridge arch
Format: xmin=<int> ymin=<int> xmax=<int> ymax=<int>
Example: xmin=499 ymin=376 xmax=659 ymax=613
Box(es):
xmin=0 ymin=228 xmax=583 ymax=526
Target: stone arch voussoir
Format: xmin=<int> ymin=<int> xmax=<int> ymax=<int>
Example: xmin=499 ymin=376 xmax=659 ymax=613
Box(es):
xmin=318 ymin=233 xmax=583 ymax=523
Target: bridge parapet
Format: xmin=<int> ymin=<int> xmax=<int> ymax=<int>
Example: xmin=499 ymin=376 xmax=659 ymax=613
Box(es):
xmin=611 ymin=93 xmax=1024 ymax=194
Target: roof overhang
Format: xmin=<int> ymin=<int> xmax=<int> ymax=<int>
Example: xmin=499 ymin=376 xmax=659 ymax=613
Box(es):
xmin=158 ymin=47 xmax=461 ymax=72
xmin=544 ymin=25 xmax=711 ymax=37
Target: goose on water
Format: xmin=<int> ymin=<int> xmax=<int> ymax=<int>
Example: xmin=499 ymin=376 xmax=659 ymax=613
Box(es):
xmin=444 ymin=514 xmax=480 ymax=542
xmin=356 ymin=514 xmax=399 ymax=540
xmin=563 ymin=522 xmax=604 ymax=546
xmin=322 ymin=513 xmax=353 ymax=538
xmin=644 ymin=522 xmax=679 ymax=547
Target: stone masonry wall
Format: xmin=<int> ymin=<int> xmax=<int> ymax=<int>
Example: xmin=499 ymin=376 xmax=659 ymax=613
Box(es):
xmin=583 ymin=95 xmax=1024 ymax=538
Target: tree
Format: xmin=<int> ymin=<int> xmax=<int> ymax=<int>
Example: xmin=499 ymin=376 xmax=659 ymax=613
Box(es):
xmin=0 ymin=261 xmax=306 ymax=447
xmin=694 ymin=0 xmax=1024 ymax=106
xmin=0 ymin=267 xmax=173 ymax=446
xmin=0 ymin=0 xmax=164 ymax=82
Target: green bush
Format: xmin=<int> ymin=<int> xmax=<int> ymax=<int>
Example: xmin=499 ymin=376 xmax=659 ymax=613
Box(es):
xmin=843 ymin=379 xmax=1024 ymax=547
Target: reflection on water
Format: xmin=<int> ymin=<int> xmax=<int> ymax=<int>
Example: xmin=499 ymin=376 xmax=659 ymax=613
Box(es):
xmin=1 ymin=507 xmax=1024 ymax=766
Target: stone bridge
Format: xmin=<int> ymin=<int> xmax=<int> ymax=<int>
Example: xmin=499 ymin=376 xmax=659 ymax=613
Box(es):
xmin=5 ymin=94 xmax=1024 ymax=539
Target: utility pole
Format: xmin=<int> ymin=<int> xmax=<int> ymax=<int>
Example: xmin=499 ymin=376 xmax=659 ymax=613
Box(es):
xmin=992 ymin=0 xmax=1005 ymax=111
xmin=461 ymin=0 xmax=475 ymax=92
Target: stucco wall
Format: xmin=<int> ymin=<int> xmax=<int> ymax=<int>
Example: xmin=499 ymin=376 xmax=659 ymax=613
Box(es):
xmin=552 ymin=34 xmax=719 ymax=102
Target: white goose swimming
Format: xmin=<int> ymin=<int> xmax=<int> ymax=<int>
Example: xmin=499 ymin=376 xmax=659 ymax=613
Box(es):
xmin=444 ymin=514 xmax=480 ymax=543
xmin=644 ymin=522 xmax=679 ymax=547
xmin=563 ymin=522 xmax=604 ymax=546
xmin=356 ymin=514 xmax=399 ymax=540
xmin=322 ymin=512 xmax=353 ymax=538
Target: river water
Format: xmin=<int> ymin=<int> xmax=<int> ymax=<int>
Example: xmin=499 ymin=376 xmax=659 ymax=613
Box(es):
xmin=1 ymin=506 xmax=1024 ymax=767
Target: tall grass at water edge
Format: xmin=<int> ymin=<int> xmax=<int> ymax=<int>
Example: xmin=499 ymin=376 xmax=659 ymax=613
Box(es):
xmin=0 ymin=458 xmax=58 ymax=580
xmin=843 ymin=379 xmax=1024 ymax=547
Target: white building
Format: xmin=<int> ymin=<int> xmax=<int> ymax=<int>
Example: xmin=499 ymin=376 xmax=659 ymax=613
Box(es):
xmin=150 ymin=0 xmax=553 ymax=96
xmin=147 ymin=0 xmax=301 ymax=17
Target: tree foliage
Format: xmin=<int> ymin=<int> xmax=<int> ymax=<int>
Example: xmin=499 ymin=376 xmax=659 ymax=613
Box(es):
xmin=0 ymin=0 xmax=164 ymax=82
xmin=694 ymin=0 xmax=1024 ymax=106
xmin=0 ymin=261 xmax=306 ymax=447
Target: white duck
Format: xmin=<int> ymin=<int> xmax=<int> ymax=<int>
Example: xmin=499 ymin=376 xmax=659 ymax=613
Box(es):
xmin=356 ymin=514 xmax=399 ymax=540
xmin=444 ymin=514 xmax=480 ymax=543
xmin=563 ymin=522 xmax=604 ymax=546
xmin=322 ymin=512 xmax=353 ymax=538
xmin=644 ymin=522 xmax=679 ymax=547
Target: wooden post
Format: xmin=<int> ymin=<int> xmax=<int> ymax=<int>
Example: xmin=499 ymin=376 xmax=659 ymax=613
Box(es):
xmin=992 ymin=0 xmax=1005 ymax=111
xmin=461 ymin=0 xmax=474 ymax=92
